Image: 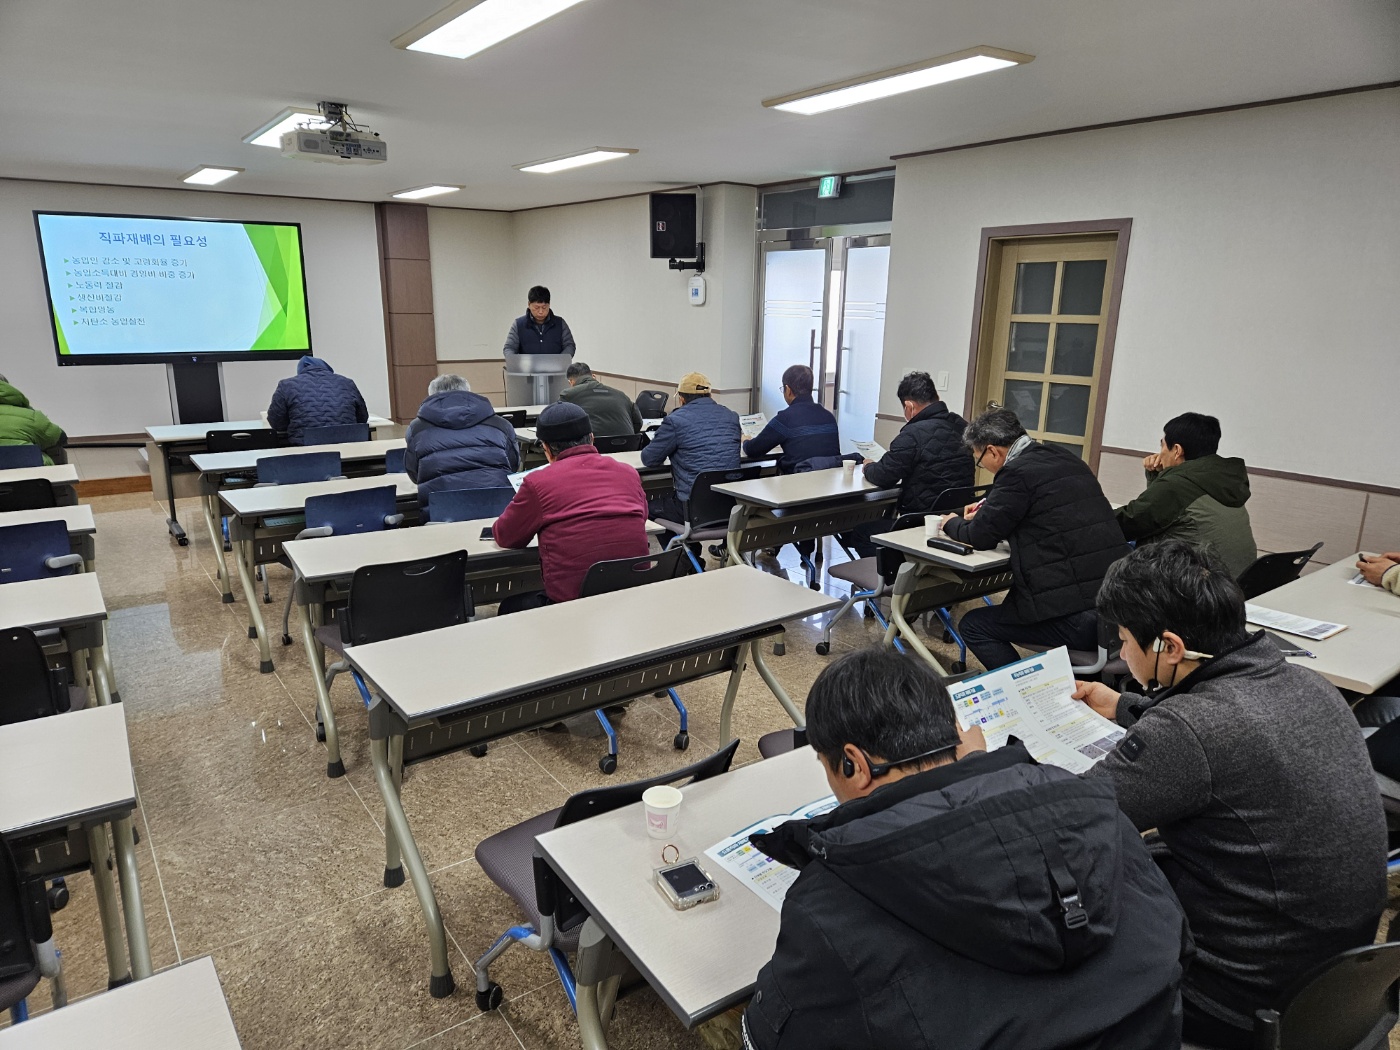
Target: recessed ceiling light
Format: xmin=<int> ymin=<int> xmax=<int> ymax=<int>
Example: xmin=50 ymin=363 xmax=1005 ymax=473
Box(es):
xmin=181 ymin=166 xmax=243 ymax=186
xmin=763 ymin=46 xmax=1033 ymax=116
xmin=391 ymin=185 xmax=464 ymax=200
xmin=515 ymin=147 xmax=638 ymax=174
xmin=243 ymin=107 xmax=334 ymax=148
xmin=394 ymin=0 xmax=592 ymax=61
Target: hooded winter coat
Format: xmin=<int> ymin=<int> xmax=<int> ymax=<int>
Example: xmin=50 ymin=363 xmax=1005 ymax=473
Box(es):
xmin=1115 ymin=454 xmax=1258 ymax=577
xmin=0 ymin=381 xmax=65 ymax=464
xmin=403 ymin=389 xmax=519 ymax=499
xmin=266 ymin=357 xmax=368 ymax=445
xmin=741 ymin=745 xmax=1191 ymax=1050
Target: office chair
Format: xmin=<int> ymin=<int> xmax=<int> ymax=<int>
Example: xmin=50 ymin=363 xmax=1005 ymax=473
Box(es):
xmin=302 ymin=422 xmax=371 ymax=446
xmin=497 ymin=410 xmax=528 ymax=427
xmin=1018 ymin=615 xmax=1116 ymax=679
xmin=1237 ymin=542 xmax=1325 ymax=600
xmin=593 ymin=433 xmax=645 ymax=453
xmin=425 ymin=487 xmax=516 ymax=524
xmin=252 ymin=451 xmax=345 ymax=602
xmin=385 ymin=447 xmax=406 ymax=474
xmin=0 ymin=479 xmax=57 ymax=513
xmin=277 ymin=485 xmax=404 ymax=649
xmin=206 ymin=429 xmax=281 ymax=550
xmin=0 ymin=521 xmax=84 ymax=584
xmin=0 ymin=840 xmax=54 ymax=1026
xmin=635 ymin=390 xmax=668 ymax=417
xmin=0 ymin=445 xmax=43 ymax=469
xmin=472 ymin=740 xmax=739 ymax=1015
xmin=578 ymin=548 xmax=692 ymax=773
xmin=652 ymin=466 xmax=763 ymax=573
xmin=0 ymin=627 xmax=87 ymax=725
xmin=318 ymin=552 xmax=470 ymax=775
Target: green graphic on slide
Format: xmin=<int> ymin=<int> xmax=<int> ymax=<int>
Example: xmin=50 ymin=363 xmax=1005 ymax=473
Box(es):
xmin=53 ymin=307 xmax=71 ymax=356
xmin=244 ymin=224 xmax=309 ymax=350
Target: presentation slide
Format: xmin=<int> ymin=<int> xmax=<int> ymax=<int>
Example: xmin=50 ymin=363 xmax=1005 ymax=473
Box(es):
xmin=35 ymin=212 xmax=311 ymax=361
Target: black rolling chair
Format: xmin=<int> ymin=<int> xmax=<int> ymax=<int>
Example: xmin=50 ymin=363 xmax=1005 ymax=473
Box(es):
xmin=1237 ymin=542 xmax=1325 ymax=600
xmin=0 ymin=840 xmax=48 ymax=1025
xmin=0 ymin=445 xmax=43 ymax=469
xmin=593 ymin=433 xmax=645 ymax=453
xmin=207 ymin=428 xmax=281 ymax=549
xmin=652 ymin=465 xmax=763 ymax=573
xmin=498 ymin=410 xmax=528 ymax=427
xmin=577 ymin=548 xmax=692 ymax=774
xmin=303 ymin=422 xmax=371 ymax=445
xmin=0 ymin=479 xmax=57 ymax=513
xmin=0 ymin=627 xmax=87 ymax=725
xmin=471 ymin=739 xmax=740 ymax=1014
xmin=635 ymin=390 xmax=669 ymax=417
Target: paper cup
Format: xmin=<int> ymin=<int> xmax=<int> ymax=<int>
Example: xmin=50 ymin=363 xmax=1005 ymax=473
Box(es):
xmin=642 ymin=785 xmax=683 ymax=839
xmin=924 ymin=515 xmax=942 ymax=540
xmin=842 ymin=460 xmax=857 ymax=480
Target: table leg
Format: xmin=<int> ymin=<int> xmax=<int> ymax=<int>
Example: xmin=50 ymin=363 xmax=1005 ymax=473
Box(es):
xmin=381 ymin=735 xmax=405 ymax=886
xmin=299 ymin=603 xmax=344 ymax=778
xmin=716 ymin=642 xmax=750 ymax=745
xmin=370 ymin=735 xmax=453 ymax=998
xmin=202 ymin=494 xmax=234 ymax=603
xmin=575 ymin=918 xmax=619 ymax=1050
xmin=885 ymin=566 xmax=952 ymax=675
xmin=72 ymin=647 xmax=92 ymax=706
xmin=724 ymin=505 xmax=750 ymax=568
xmin=85 ymin=825 xmax=132 ymax=987
xmin=235 ymin=538 xmax=274 ymax=673
xmin=164 ymin=450 xmax=187 ymax=546
xmin=96 ymin=622 xmax=120 ymax=704
xmin=90 ymin=636 xmax=116 ymax=706
xmin=111 ymin=816 xmax=152 ymax=980
xmin=750 ymin=643 xmax=804 ymax=728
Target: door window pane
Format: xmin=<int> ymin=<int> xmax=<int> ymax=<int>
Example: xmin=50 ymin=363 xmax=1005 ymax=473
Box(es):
xmin=1004 ymin=380 xmax=1043 ymax=431
xmin=1059 ymin=259 xmax=1107 ymax=315
xmin=1052 ymin=323 xmax=1098 ymax=376
xmin=1047 ymin=440 xmax=1084 ymax=459
xmin=1045 ymin=383 xmax=1091 ymax=437
xmin=1013 ymin=262 xmax=1055 ymax=314
xmin=1007 ymin=322 xmax=1049 ymax=374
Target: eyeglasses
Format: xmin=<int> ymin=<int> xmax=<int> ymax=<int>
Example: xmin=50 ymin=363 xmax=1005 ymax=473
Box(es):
xmin=975 ymin=447 xmax=989 ymax=469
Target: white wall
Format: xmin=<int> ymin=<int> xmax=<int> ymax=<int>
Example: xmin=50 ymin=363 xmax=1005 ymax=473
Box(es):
xmin=426 ymin=207 xmax=516 ymax=360
xmin=0 ymin=180 xmax=390 ymax=436
xmin=882 ymin=88 xmax=1400 ymax=486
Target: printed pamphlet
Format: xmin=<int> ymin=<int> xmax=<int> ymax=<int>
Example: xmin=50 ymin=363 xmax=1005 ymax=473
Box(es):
xmin=704 ymin=796 xmax=838 ymax=911
xmin=739 ymin=413 xmax=768 ymax=441
xmin=851 ymin=440 xmax=886 ymax=462
xmin=1244 ymin=603 xmax=1347 ymax=641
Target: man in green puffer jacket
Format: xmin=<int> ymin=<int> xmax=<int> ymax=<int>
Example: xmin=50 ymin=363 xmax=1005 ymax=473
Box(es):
xmin=0 ymin=374 xmax=66 ymax=464
xmin=1115 ymin=413 xmax=1257 ymax=578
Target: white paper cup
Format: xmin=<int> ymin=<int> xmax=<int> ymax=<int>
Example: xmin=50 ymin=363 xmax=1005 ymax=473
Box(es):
xmin=842 ymin=460 xmax=857 ymax=480
xmin=924 ymin=515 xmax=942 ymax=540
xmin=642 ymin=785 xmax=683 ymax=839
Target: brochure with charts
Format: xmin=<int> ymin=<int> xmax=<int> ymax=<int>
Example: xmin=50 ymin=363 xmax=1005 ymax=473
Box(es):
xmin=704 ymin=796 xmax=838 ymax=911
xmin=949 ymin=647 xmax=1126 ymax=775
xmin=505 ymin=465 xmax=547 ymax=491
xmin=1244 ymin=603 xmax=1348 ymax=641
xmin=851 ymin=440 xmax=886 ymax=463
xmin=739 ymin=413 xmax=768 ymax=440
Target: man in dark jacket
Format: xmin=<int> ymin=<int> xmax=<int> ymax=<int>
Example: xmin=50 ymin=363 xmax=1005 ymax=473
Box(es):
xmin=558 ymin=361 xmax=641 ymax=437
xmin=843 ymin=371 xmax=973 ymax=556
xmin=742 ymin=364 xmax=839 ymax=472
xmin=1077 ymin=542 xmax=1387 ymax=1049
xmin=502 ymin=285 xmax=576 ymax=356
xmin=267 ymin=355 xmax=369 ymax=445
xmin=941 ymin=409 xmax=1127 ymax=671
xmin=403 ymin=374 xmax=519 ymax=501
xmin=1115 ymin=412 xmax=1257 ymax=577
xmin=640 ymin=371 xmax=741 ymax=527
xmin=738 ymin=648 xmax=1190 ymax=1050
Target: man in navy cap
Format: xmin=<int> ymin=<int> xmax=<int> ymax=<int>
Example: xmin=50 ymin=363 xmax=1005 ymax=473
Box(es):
xmin=493 ymin=402 xmax=650 ymax=610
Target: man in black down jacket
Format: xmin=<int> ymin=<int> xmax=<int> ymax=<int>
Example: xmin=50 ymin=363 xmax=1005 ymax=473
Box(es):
xmin=267 ymin=355 xmax=368 ymax=445
xmin=941 ymin=409 xmax=1127 ymax=671
xmin=403 ymin=373 xmax=519 ymax=502
xmin=843 ymin=371 xmax=973 ymax=556
xmin=737 ymin=648 xmax=1190 ymax=1050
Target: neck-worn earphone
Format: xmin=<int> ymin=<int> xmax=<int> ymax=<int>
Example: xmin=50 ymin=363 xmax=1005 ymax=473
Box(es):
xmin=842 ymin=742 xmax=958 ymax=779
xmin=1149 ymin=636 xmax=1216 ymax=692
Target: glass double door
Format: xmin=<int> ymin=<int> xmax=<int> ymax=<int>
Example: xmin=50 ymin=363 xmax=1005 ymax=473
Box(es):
xmin=757 ymin=235 xmax=889 ymax=448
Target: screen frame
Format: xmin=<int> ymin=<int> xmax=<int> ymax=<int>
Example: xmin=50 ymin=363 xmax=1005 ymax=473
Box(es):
xmin=34 ymin=209 xmax=314 ymax=367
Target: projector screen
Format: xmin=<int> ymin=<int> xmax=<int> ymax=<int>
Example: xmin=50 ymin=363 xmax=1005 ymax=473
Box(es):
xmin=34 ymin=211 xmax=312 ymax=366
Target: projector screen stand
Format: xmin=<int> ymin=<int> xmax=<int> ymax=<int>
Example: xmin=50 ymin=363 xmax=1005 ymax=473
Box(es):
xmin=163 ymin=362 xmax=228 ymax=546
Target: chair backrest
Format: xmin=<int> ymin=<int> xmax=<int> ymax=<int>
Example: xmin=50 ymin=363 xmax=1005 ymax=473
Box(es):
xmin=579 ymin=548 xmax=689 ymax=599
xmin=636 ymin=390 xmax=669 ymax=416
xmin=385 ymin=447 xmax=407 ymax=474
xmin=1260 ymin=940 xmax=1400 ymax=1050
xmin=204 ymin=428 xmax=280 ymax=454
xmin=594 ymin=433 xmax=645 ymax=453
xmin=0 ymin=479 xmax=56 ymax=513
xmin=426 ymin=486 xmax=516 ymax=523
xmin=256 ymin=451 xmax=341 ymax=486
xmin=0 ymin=627 xmax=66 ymax=726
xmin=303 ymin=423 xmax=371 ymax=446
xmin=497 ymin=410 xmax=527 ymax=426
xmin=0 ymin=840 xmax=39 ymax=983
xmin=0 ymin=520 xmax=78 ymax=584
xmin=342 ymin=551 xmax=470 ymax=646
xmin=304 ymin=485 xmax=398 ymax=536
xmin=1237 ymin=542 xmax=1324 ymax=601
xmin=875 ymin=513 xmax=928 ymax=582
xmin=926 ymin=483 xmax=992 ymax=515
xmin=687 ymin=465 xmax=764 ymax=530
xmin=0 ymin=445 xmax=43 ymax=469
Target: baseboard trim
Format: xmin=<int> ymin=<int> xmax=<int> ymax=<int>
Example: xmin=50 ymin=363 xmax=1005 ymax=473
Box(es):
xmin=77 ymin=477 xmax=151 ymax=497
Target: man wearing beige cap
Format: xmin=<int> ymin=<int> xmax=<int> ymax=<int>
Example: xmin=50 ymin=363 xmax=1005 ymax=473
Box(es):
xmin=640 ymin=371 xmax=741 ymax=535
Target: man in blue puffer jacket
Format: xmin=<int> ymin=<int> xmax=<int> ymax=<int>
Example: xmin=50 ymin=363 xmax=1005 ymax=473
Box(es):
xmin=640 ymin=371 xmax=741 ymax=527
xmin=403 ymin=374 xmax=519 ymax=501
xmin=267 ymin=355 xmax=369 ymax=444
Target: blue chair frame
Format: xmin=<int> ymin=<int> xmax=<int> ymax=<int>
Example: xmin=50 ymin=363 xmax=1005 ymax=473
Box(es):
xmin=0 ymin=445 xmax=43 ymax=469
xmin=0 ymin=521 xmax=84 ymax=584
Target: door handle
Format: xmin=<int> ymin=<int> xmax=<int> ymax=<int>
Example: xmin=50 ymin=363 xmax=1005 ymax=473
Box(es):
xmin=986 ymin=399 xmax=1002 ymax=411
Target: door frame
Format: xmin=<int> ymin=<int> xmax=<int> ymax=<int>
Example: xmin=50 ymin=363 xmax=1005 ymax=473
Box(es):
xmin=964 ymin=218 xmax=1132 ymax=471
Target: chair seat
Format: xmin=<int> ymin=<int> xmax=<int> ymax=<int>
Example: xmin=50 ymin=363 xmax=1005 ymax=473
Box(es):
xmin=828 ymin=556 xmax=879 ymax=590
xmin=1022 ymin=641 xmax=1102 ymax=671
xmin=314 ymin=624 xmax=347 ymax=654
xmin=685 ymin=527 xmax=727 ymax=543
xmin=0 ymin=966 xmax=41 ymax=1012
xmin=475 ymin=807 xmax=581 ymax=952
xmin=652 ymin=518 xmax=685 ymax=534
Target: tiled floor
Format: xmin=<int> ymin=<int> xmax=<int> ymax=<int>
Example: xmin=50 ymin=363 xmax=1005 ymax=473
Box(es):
xmin=8 ymin=491 xmax=986 ymax=1048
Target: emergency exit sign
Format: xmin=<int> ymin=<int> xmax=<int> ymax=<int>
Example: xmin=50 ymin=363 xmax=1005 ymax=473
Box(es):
xmin=817 ymin=175 xmax=843 ymax=199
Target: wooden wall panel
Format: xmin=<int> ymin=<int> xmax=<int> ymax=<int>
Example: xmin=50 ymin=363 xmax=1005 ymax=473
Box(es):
xmin=376 ymin=203 xmax=436 ymax=422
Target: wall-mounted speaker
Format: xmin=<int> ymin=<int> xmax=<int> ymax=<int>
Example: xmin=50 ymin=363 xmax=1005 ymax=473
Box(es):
xmin=649 ymin=193 xmax=697 ymax=259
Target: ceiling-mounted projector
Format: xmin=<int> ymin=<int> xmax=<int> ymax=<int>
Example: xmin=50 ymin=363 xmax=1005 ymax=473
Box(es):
xmin=279 ymin=101 xmax=387 ymax=163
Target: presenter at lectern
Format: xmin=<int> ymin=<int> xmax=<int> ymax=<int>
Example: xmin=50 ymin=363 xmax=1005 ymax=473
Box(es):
xmin=503 ymin=285 xmax=575 ymax=356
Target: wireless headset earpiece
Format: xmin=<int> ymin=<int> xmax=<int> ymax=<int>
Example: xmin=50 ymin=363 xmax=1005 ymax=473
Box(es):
xmin=1152 ymin=638 xmax=1166 ymax=653
xmin=841 ymin=755 xmax=856 ymax=778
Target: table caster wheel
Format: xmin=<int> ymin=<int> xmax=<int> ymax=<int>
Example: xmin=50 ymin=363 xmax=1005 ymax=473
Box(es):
xmin=674 ymin=732 xmax=690 ymax=751
xmin=951 ymin=661 xmax=966 ymax=674
xmin=177 ymin=536 xmax=189 ymax=547
xmin=598 ymin=754 xmax=617 ymax=774
xmin=476 ymin=982 xmax=504 ymax=1012
xmin=815 ymin=641 xmax=830 ymax=655
xmin=47 ymin=878 xmax=69 ymax=912
xmin=469 ymin=744 xmax=488 ymax=758
xmin=942 ymin=629 xmax=954 ymax=644
xmin=315 ymin=723 xmax=326 ymax=743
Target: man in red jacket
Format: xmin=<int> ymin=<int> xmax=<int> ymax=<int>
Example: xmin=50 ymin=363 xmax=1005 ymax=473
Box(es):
xmin=492 ymin=402 xmax=650 ymax=610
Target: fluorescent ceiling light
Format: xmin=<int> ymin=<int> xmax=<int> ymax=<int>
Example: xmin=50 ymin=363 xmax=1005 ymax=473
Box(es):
xmin=763 ymin=46 xmax=1033 ymax=116
xmin=392 ymin=185 xmax=463 ymax=199
xmin=394 ymin=0 xmax=592 ymax=60
xmin=243 ymin=108 xmax=334 ymax=148
xmin=516 ymin=147 xmax=637 ymax=174
xmin=181 ymin=166 xmax=242 ymax=186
